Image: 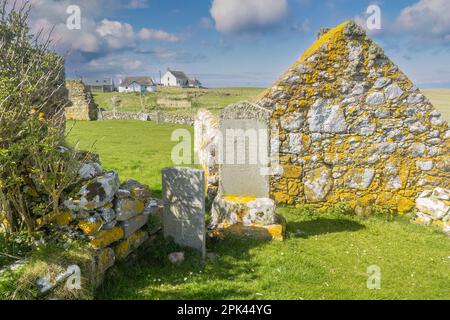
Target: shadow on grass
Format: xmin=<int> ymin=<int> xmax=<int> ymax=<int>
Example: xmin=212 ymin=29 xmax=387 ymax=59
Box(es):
xmin=96 ymin=235 xmax=270 ymax=300
xmin=287 ymin=218 xmax=365 ymax=238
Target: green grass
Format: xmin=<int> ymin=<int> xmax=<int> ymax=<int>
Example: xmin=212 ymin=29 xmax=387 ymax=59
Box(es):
xmin=66 ymin=120 xmax=195 ymax=197
xmin=423 ymin=89 xmax=450 ymax=122
xmin=93 ymin=87 xmax=449 ymax=123
xmin=93 ymin=87 xmax=264 ymax=116
xmin=66 ymin=120 xmax=450 ymax=300
xmin=97 ymin=207 xmax=450 ymax=300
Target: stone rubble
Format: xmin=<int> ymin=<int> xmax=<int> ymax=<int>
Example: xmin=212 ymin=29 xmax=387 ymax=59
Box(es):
xmin=38 ymin=159 xmax=162 ymax=280
xmin=415 ymin=188 xmax=450 ymax=234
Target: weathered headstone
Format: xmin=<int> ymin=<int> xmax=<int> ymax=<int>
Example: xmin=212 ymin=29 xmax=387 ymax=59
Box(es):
xmin=219 ymin=102 xmax=271 ymax=198
xmin=162 ymin=167 xmax=206 ymax=259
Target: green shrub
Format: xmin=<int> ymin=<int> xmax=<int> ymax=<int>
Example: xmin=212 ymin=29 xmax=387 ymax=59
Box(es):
xmin=0 ymin=1 xmax=80 ymax=236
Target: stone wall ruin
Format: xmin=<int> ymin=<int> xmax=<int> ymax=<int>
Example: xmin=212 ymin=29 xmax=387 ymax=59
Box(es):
xmin=255 ymin=20 xmax=449 ymax=213
xmin=65 ymin=80 xmax=99 ymax=121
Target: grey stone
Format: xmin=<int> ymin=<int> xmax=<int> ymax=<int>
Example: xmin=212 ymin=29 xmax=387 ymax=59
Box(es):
xmin=66 ymin=171 xmax=120 ymax=211
xmin=285 ymin=133 xmax=307 ymax=154
xmin=115 ymin=198 xmax=145 ymax=222
xmin=416 ymin=160 xmax=433 ymax=171
xmin=303 ymin=167 xmax=333 ymax=202
xmin=78 ymin=162 xmax=102 ymax=180
xmin=408 ymin=121 xmax=427 ymax=134
xmin=352 ymin=83 xmax=366 ymax=95
xmin=366 ymin=92 xmax=385 ymax=106
xmin=162 ymin=167 xmax=205 ymax=258
xmin=410 ymin=142 xmax=426 ymax=157
xmin=416 ymin=197 xmax=449 ymax=220
xmin=373 ymin=77 xmax=391 ymax=89
xmin=374 ymin=109 xmax=391 ymax=119
xmin=384 ymin=84 xmax=404 ymax=100
xmin=345 ymin=168 xmax=375 ymax=190
xmin=280 ymin=113 xmax=304 ymax=131
xmin=347 ymin=42 xmax=363 ymax=61
xmin=432 ymin=188 xmax=450 ymax=201
xmin=243 ymin=198 xmax=276 ymax=226
xmin=406 ymin=94 xmax=424 ymax=104
xmin=120 ymin=214 xmax=149 ymax=239
xmin=431 ymin=116 xmax=446 ymax=126
xmin=168 ymin=252 xmax=185 ymax=265
xmin=308 ymin=99 xmax=347 ymax=133
xmin=118 ymin=180 xmax=151 ymax=201
xmin=350 ymin=116 xmax=376 ymax=136
xmin=99 ymin=207 xmax=116 ymax=224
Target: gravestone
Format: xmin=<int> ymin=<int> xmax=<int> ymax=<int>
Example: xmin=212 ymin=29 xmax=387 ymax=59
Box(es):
xmin=162 ymin=167 xmax=206 ymax=259
xmin=219 ymin=102 xmax=271 ymax=198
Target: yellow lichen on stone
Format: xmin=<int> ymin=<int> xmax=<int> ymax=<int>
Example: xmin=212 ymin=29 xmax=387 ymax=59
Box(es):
xmin=114 ymin=230 xmax=149 ymax=260
xmin=283 ymin=165 xmax=302 ymax=178
xmin=223 ymin=194 xmax=257 ymax=204
xmin=78 ymin=219 xmax=103 ymax=236
xmin=90 ymin=227 xmax=124 ymax=250
xmin=266 ymin=224 xmax=285 ymax=241
xmin=55 ymin=211 xmax=74 ymax=226
xmin=396 ymin=196 xmax=415 ymax=214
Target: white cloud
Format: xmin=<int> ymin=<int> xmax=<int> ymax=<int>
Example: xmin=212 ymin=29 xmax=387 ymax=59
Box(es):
xmin=138 ymin=28 xmax=179 ymax=42
xmin=16 ymin=0 xmax=180 ymax=56
xmin=397 ymin=0 xmax=450 ymax=41
xmin=96 ymin=19 xmax=136 ymax=49
xmin=126 ymin=0 xmax=149 ymax=9
xmin=210 ymin=0 xmax=288 ymax=34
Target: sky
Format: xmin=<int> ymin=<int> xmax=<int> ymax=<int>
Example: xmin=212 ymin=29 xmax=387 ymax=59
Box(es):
xmin=18 ymin=0 xmax=450 ymax=88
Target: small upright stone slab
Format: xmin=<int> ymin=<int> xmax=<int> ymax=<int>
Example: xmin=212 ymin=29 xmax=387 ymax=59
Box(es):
xmin=162 ymin=167 xmax=206 ymax=259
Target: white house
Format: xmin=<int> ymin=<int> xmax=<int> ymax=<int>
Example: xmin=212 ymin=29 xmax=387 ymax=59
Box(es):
xmin=118 ymin=77 xmax=157 ymax=93
xmin=161 ymin=69 xmax=201 ymax=88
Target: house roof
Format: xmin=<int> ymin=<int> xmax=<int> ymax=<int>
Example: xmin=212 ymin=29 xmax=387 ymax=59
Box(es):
xmin=120 ymin=76 xmax=155 ymax=87
xmin=83 ymin=78 xmax=114 ymax=86
xmin=168 ymin=70 xmax=189 ymax=81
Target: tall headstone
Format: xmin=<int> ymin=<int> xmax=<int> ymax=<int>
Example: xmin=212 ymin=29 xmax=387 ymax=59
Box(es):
xmin=162 ymin=167 xmax=206 ymax=259
xmin=219 ymin=102 xmax=271 ymax=198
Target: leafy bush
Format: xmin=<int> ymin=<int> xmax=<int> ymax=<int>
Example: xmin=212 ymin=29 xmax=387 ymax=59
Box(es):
xmin=0 ymin=1 xmax=80 ymax=236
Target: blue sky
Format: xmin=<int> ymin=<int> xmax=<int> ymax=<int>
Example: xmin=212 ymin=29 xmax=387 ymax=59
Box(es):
xmin=25 ymin=0 xmax=450 ymax=88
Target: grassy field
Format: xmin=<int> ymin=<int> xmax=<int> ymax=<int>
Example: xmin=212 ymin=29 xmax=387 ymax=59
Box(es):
xmin=66 ymin=120 xmax=195 ymax=197
xmin=93 ymin=87 xmax=450 ymax=123
xmin=93 ymin=87 xmax=264 ymax=116
xmin=423 ymin=89 xmax=450 ymax=122
xmin=66 ymin=120 xmax=450 ymax=300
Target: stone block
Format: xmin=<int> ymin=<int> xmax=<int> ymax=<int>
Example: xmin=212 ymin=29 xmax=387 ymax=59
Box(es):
xmin=120 ymin=214 xmax=149 ymax=239
xmin=114 ymin=230 xmax=149 ymax=260
xmin=115 ymin=198 xmax=145 ymax=221
xmin=162 ymin=167 xmax=206 ymax=258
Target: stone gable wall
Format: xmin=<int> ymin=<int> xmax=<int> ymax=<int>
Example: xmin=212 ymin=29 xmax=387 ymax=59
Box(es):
xmin=257 ymin=21 xmax=449 ymax=213
xmin=65 ymin=80 xmax=99 ymax=121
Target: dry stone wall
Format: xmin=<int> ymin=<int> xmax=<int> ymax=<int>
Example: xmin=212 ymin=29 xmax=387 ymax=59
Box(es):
xmin=256 ymin=20 xmax=449 ymax=213
xmin=65 ymin=80 xmax=99 ymax=121
xmin=37 ymin=160 xmax=162 ymax=282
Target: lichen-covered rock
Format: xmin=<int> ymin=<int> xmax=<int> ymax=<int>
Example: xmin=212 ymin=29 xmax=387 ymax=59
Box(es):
xmin=304 ymin=167 xmax=333 ymax=202
xmin=344 ymin=168 xmax=375 ymax=190
xmin=115 ymin=198 xmax=145 ymax=222
xmin=90 ymin=227 xmax=124 ymax=249
xmin=78 ymin=162 xmax=102 ymax=180
xmin=307 ymin=100 xmax=347 ymax=133
xmin=117 ymin=180 xmax=151 ymax=201
xmin=210 ymin=195 xmax=284 ymax=240
xmin=244 ymin=198 xmax=276 ymax=226
xmin=114 ymin=230 xmax=149 ymax=260
xmin=65 ymin=171 xmax=120 ymax=211
xmin=120 ymin=214 xmax=149 ymax=238
xmin=416 ymin=198 xmax=449 ymax=220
